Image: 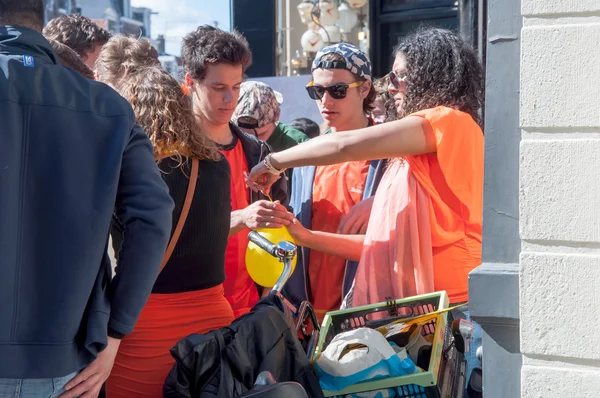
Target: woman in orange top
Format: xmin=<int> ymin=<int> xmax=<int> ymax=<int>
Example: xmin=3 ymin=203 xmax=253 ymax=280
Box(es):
xmin=247 ymin=28 xmax=484 ymax=307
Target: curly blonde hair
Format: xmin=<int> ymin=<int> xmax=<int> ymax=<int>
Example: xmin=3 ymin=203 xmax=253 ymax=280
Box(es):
xmin=95 ymin=35 xmax=161 ymax=87
xmin=115 ymin=67 xmax=220 ymax=162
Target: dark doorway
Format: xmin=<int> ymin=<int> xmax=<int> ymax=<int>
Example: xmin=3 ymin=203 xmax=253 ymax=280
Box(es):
xmin=231 ymin=0 xmax=277 ymax=78
xmin=369 ymin=0 xmax=464 ymax=77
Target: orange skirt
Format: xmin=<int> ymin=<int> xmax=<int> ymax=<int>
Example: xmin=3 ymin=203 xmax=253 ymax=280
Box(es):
xmin=105 ymin=285 xmax=234 ymax=398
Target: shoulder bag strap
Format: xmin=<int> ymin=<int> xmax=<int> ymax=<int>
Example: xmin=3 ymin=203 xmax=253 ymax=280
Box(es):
xmin=159 ymin=157 xmax=199 ymax=274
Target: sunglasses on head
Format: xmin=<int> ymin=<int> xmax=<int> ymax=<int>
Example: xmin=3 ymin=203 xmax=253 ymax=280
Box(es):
xmin=386 ymin=70 xmax=407 ymax=90
xmin=305 ymin=81 xmax=363 ymax=100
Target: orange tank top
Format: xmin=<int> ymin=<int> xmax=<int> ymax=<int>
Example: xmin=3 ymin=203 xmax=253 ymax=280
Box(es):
xmin=219 ymin=138 xmax=259 ymax=318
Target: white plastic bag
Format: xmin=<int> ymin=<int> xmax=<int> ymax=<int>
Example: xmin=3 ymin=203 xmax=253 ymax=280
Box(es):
xmin=315 ymin=328 xmax=417 ymax=391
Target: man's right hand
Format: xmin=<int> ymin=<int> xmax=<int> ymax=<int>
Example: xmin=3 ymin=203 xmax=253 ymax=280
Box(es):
xmin=337 ymin=196 xmax=375 ymax=235
xmin=60 ymin=337 xmax=121 ymax=398
xmin=242 ymin=200 xmax=295 ymax=230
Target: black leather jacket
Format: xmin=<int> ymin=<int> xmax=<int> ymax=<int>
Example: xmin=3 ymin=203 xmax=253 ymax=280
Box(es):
xmin=164 ymin=296 xmax=323 ymax=398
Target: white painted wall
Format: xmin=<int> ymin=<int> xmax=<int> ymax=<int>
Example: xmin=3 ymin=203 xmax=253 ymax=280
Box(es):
xmin=519 ymin=0 xmax=600 ymax=396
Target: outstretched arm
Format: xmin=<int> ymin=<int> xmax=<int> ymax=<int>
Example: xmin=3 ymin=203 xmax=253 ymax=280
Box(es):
xmin=248 ymin=116 xmax=434 ymax=190
xmin=288 ymin=221 xmax=364 ymax=262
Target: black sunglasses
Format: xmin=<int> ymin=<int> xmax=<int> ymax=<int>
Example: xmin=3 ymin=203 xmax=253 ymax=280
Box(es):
xmin=305 ymin=81 xmax=363 ymax=100
xmin=386 ymin=70 xmax=407 ymax=90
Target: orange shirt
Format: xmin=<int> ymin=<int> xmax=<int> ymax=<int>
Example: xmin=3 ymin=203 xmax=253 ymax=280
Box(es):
xmin=406 ymin=106 xmax=483 ymax=303
xmin=309 ymin=160 xmax=370 ymax=319
xmin=219 ymin=138 xmax=259 ymax=318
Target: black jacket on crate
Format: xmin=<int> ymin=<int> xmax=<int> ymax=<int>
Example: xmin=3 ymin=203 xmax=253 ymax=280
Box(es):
xmin=163 ymin=296 xmax=324 ymax=398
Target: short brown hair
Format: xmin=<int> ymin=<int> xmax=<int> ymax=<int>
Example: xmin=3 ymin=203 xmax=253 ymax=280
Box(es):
xmin=181 ymin=25 xmax=252 ymax=81
xmin=318 ymin=52 xmax=376 ymax=114
xmin=0 ymin=0 xmax=44 ymax=29
xmin=95 ymin=36 xmax=161 ymax=87
xmin=47 ymin=38 xmax=94 ymax=79
xmin=43 ymin=14 xmax=111 ymax=58
xmin=115 ymin=68 xmax=220 ymax=162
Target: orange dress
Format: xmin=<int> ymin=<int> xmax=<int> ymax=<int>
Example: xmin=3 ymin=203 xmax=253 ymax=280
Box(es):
xmin=105 ymin=287 xmax=234 ymax=397
xmin=351 ymin=106 xmax=483 ymax=307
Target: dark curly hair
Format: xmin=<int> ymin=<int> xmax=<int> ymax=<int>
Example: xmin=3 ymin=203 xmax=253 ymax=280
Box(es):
xmin=394 ymin=28 xmax=484 ymax=126
xmin=181 ymin=25 xmax=252 ymax=81
xmin=47 ymin=38 xmax=94 ymax=79
xmin=43 ymin=14 xmax=111 ymax=59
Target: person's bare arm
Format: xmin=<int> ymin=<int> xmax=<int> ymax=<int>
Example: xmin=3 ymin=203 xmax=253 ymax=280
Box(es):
xmin=303 ymin=231 xmax=365 ymax=262
xmin=248 ymin=116 xmax=434 ymax=191
xmin=288 ymin=220 xmax=364 ymax=261
xmin=273 ymin=116 xmax=433 ymax=168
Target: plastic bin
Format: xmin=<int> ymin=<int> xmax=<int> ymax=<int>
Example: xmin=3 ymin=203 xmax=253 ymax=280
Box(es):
xmin=312 ymin=291 xmax=466 ymax=398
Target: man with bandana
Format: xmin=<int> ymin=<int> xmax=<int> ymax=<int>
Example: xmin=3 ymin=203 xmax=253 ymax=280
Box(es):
xmin=283 ymin=43 xmax=385 ymax=321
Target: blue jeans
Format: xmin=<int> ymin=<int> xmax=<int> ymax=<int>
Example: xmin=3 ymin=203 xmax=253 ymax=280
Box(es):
xmin=0 ymin=372 xmax=77 ymax=398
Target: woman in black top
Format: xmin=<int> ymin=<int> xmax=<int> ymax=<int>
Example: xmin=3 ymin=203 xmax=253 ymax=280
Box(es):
xmin=102 ymin=67 xmax=234 ymax=397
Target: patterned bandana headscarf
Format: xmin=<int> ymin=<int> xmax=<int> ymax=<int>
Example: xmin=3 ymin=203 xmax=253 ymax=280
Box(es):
xmin=232 ymin=81 xmax=283 ymax=128
xmin=311 ymin=42 xmax=372 ymax=81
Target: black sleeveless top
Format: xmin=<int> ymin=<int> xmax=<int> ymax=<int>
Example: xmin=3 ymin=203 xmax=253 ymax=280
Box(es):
xmin=111 ymin=156 xmax=231 ymax=294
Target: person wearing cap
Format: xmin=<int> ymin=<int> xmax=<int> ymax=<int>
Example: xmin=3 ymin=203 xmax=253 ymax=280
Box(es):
xmin=282 ymin=43 xmax=386 ymax=321
xmin=232 ymin=81 xmax=310 ymax=152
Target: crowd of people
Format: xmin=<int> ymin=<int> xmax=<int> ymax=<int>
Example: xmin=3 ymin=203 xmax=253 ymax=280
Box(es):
xmin=0 ymin=0 xmax=484 ymax=397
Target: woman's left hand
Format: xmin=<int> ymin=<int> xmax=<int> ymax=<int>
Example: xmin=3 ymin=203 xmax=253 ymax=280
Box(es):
xmin=247 ymin=162 xmax=280 ymax=193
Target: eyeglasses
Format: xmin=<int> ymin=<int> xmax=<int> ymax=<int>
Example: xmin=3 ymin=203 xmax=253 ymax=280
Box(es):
xmin=305 ymin=81 xmax=363 ymax=100
xmin=386 ymin=70 xmax=407 ymax=90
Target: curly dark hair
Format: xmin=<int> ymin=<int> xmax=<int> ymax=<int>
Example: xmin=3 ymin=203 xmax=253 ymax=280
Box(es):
xmin=394 ymin=28 xmax=484 ymax=126
xmin=47 ymin=38 xmax=94 ymax=79
xmin=0 ymin=0 xmax=44 ymax=28
xmin=43 ymin=14 xmax=111 ymax=58
xmin=181 ymin=25 xmax=252 ymax=81
xmin=317 ymin=52 xmax=376 ymax=115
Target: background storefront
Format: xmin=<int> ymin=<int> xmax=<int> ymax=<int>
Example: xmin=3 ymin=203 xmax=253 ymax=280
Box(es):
xmin=232 ymin=0 xmax=485 ymax=79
